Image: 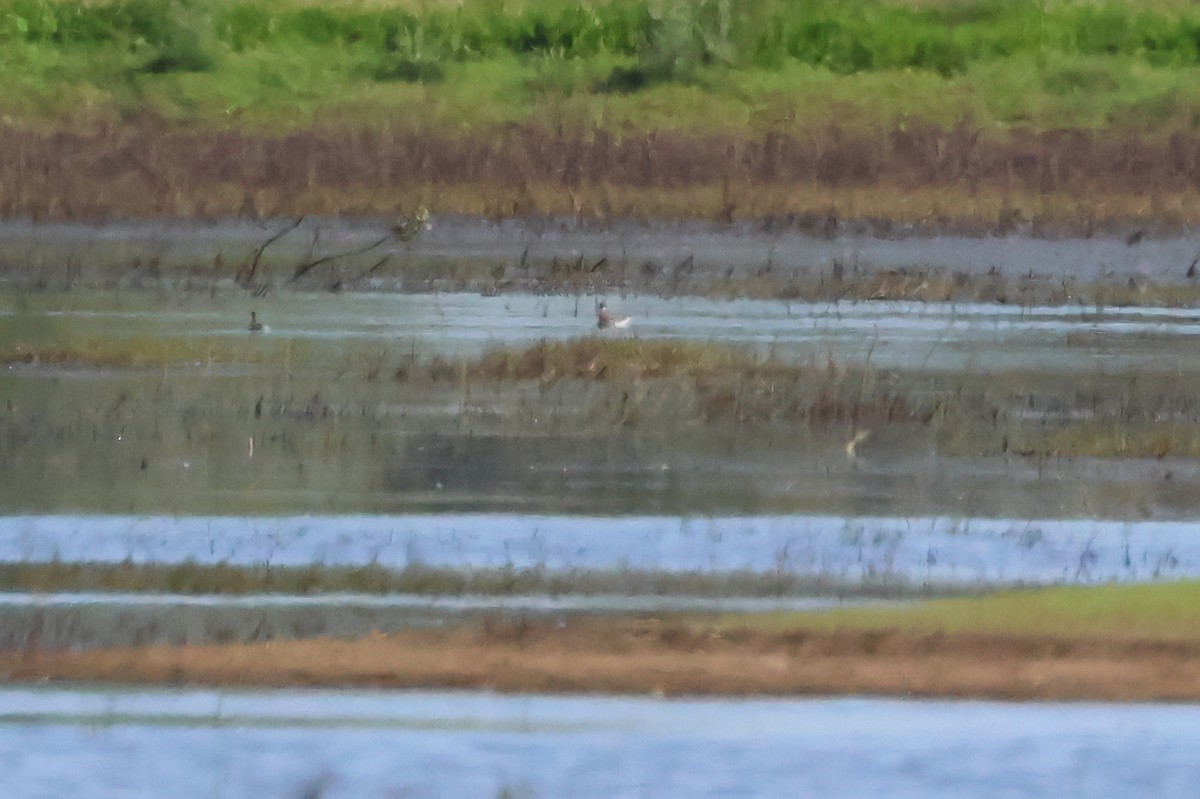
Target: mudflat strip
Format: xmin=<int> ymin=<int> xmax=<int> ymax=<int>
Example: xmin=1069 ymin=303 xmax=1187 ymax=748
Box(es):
xmin=5 ymin=619 xmax=1200 ymax=702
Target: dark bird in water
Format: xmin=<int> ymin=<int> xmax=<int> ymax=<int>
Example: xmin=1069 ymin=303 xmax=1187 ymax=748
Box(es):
xmin=249 ymin=311 xmax=264 ymax=332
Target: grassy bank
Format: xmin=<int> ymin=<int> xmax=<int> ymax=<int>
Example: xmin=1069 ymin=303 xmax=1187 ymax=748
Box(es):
xmin=2 ymin=1 xmax=1200 ymax=223
xmin=9 ymin=587 xmax=1200 ymax=699
xmin=6 ymin=0 xmax=1200 ymax=135
xmin=725 ymin=579 xmax=1200 ymax=640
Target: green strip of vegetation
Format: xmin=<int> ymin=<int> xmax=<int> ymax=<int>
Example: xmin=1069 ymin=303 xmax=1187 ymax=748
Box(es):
xmin=2 ymin=336 xmax=305 ymax=368
xmin=3 ymin=0 xmax=1200 ymax=132
xmin=731 ymin=580 xmax=1200 ymax=640
xmin=0 ymin=560 xmax=933 ymax=598
xmin=10 ymin=0 xmax=1200 ymax=77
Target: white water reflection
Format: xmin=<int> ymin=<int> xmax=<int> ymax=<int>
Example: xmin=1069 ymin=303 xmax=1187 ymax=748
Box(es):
xmin=0 ymin=590 xmax=850 ymax=614
xmin=1 ymin=514 xmax=1194 ymax=588
xmin=2 ymin=687 xmax=1198 ymax=798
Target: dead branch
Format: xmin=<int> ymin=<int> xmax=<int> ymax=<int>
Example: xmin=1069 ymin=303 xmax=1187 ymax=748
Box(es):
xmin=292 ymin=234 xmax=391 ymax=281
xmin=237 ymin=216 xmax=305 ymax=286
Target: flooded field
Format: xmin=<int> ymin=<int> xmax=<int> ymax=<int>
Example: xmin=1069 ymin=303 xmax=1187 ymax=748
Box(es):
xmin=3 ymin=686 xmax=1200 ymax=799
xmin=7 ymin=286 xmax=1200 ymax=519
xmin=4 ymin=265 xmax=1200 ymax=643
xmin=5 ymin=225 xmax=1200 ymax=793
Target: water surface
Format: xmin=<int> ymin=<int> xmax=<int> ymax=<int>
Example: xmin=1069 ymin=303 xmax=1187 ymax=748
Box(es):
xmin=9 ymin=289 xmax=1200 ymax=372
xmin=1 ymin=514 xmax=1192 ymax=588
xmin=2 ymin=686 xmax=1198 ymax=799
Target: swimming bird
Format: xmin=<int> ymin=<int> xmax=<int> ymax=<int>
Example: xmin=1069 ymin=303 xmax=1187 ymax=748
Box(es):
xmin=249 ymin=311 xmax=265 ymax=333
xmin=597 ymin=301 xmax=631 ymax=330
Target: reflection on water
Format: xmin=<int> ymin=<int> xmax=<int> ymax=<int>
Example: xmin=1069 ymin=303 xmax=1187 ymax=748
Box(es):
xmin=2 ymin=687 xmax=1199 ymax=799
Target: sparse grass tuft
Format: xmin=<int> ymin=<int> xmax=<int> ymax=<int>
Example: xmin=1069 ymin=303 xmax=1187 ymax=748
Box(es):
xmin=469 ymin=339 xmax=751 ymax=382
xmin=0 ymin=560 xmax=938 ymax=599
xmin=451 ymin=339 xmax=922 ymax=425
xmin=1 ymin=337 xmax=299 ymax=368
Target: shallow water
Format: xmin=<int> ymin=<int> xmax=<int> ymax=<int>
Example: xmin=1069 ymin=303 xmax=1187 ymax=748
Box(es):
xmin=2 ymin=686 xmax=1199 ymax=799
xmin=6 ymin=287 xmax=1200 ymax=581
xmin=1 ymin=514 xmax=1192 ymax=588
xmin=8 ymin=288 xmax=1200 ymax=372
xmin=4 ymin=236 xmax=1200 ymax=796
xmin=8 ymin=288 xmax=1200 ymax=519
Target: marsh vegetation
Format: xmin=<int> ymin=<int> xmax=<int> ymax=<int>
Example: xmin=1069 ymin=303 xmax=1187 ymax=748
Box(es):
xmin=2 ymin=0 xmax=1200 ymax=227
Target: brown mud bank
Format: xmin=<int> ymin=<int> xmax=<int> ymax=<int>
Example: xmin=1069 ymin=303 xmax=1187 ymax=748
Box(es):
xmin=6 ymin=122 xmax=1200 ymax=236
xmin=6 ymin=617 xmax=1200 ymax=702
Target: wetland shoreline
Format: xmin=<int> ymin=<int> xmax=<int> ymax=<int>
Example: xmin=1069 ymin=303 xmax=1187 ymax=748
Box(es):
xmin=6 ymin=617 xmax=1200 ymax=702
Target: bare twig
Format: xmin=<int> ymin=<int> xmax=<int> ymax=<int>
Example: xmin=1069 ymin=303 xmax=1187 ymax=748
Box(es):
xmin=292 ymin=234 xmax=391 ymax=281
xmin=237 ymin=216 xmax=305 ymax=286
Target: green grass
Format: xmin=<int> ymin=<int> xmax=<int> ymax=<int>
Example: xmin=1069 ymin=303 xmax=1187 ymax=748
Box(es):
xmin=0 ymin=559 xmax=916 ymax=598
xmin=732 ymin=580 xmax=1200 ymax=640
xmin=4 ymin=0 xmax=1200 ymax=134
xmin=467 ymin=339 xmax=766 ymax=382
xmin=1 ymin=335 xmax=311 ymax=368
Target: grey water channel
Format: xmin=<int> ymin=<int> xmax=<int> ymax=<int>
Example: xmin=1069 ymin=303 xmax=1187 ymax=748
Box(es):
xmin=3 ymin=686 xmax=1200 ymax=799
xmin=9 ymin=288 xmax=1200 ymax=372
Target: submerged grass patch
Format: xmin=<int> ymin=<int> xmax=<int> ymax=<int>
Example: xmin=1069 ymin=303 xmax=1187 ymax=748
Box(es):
xmin=17 ymin=331 xmax=1200 ymax=460
xmin=425 ymin=339 xmax=1200 ymax=457
xmin=10 ymin=324 xmax=1200 ymax=459
xmin=469 ymin=339 xmax=760 ymax=382
xmin=1 ymin=336 xmax=306 ymax=368
xmin=0 ymin=559 xmax=931 ymax=599
xmin=426 ymin=339 xmax=923 ymax=426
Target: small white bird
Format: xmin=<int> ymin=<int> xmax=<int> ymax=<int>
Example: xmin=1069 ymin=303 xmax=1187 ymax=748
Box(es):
xmin=597 ymin=301 xmax=631 ymax=330
xmin=845 ymin=429 xmax=871 ymax=460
